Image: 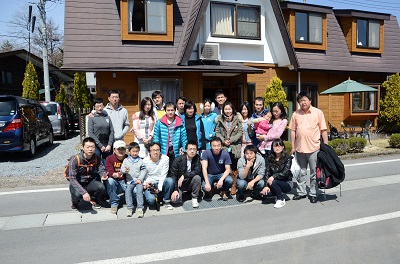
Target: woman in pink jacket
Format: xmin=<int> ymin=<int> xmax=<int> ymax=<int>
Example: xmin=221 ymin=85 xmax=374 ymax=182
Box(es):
xmin=256 ymin=102 xmax=288 ymax=155
xmin=130 ymin=97 xmax=157 ymax=158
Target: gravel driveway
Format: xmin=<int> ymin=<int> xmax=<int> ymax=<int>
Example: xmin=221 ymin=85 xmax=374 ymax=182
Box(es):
xmin=0 ymin=134 xmax=81 ymax=189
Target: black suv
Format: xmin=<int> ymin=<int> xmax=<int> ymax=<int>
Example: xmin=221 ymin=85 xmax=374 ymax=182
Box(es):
xmin=0 ymin=95 xmax=54 ymax=157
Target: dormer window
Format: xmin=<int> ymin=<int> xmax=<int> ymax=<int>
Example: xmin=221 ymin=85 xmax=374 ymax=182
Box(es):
xmin=357 ymin=19 xmax=380 ymax=49
xmin=295 ymin=12 xmax=322 ymax=44
xmin=210 ymin=2 xmax=261 ymax=40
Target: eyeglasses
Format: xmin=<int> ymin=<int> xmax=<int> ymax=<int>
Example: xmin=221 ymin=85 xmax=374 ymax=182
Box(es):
xmin=150 ymin=149 xmax=160 ymax=152
xmin=272 ymin=144 xmax=284 ymax=148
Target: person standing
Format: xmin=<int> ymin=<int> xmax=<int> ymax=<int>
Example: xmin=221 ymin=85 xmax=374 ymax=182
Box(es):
xmin=213 ymin=89 xmax=227 ymax=115
xmin=182 ymin=101 xmax=206 ymax=152
xmin=251 ymin=97 xmax=269 ymax=147
xmin=153 ymin=102 xmax=187 ymax=169
xmin=104 ymin=90 xmax=130 ymax=141
xmin=169 ymin=140 xmax=202 ymax=208
xmin=87 ymin=98 xmax=114 ymax=165
xmin=215 ymin=102 xmax=243 ymax=195
xmin=200 ymin=98 xmax=218 ymax=150
xmin=289 ymin=91 xmax=328 ymax=203
xmin=152 ymin=90 xmax=166 ymax=120
xmin=176 ymin=96 xmax=187 ymax=117
xmin=239 ymin=102 xmax=254 ymax=157
xmin=131 ymin=97 xmax=157 ymax=158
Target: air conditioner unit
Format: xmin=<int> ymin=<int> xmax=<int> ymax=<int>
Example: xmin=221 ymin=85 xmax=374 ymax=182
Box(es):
xmin=198 ymin=43 xmax=220 ymax=61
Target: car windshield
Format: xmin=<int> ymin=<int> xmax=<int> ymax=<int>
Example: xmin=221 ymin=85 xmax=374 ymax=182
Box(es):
xmin=41 ymin=104 xmax=57 ymax=115
xmin=0 ymin=98 xmax=17 ymax=116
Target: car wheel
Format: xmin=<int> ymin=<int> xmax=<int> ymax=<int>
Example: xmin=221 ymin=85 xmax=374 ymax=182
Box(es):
xmin=27 ymin=137 xmax=36 ymax=157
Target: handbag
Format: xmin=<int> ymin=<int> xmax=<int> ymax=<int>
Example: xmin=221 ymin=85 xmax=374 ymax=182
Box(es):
xmin=290 ymin=154 xmax=301 ymax=182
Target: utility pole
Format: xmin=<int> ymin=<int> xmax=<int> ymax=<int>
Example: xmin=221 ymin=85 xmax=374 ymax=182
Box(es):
xmin=37 ymin=0 xmax=51 ymax=102
xmin=27 ymin=6 xmax=36 ymax=61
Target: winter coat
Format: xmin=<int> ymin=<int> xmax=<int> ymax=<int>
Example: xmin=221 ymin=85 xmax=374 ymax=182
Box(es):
xmin=182 ymin=114 xmax=206 ymax=150
xmin=264 ymin=153 xmax=293 ymax=187
xmin=169 ymin=154 xmax=202 ymax=191
xmin=153 ymin=115 xmax=188 ymax=157
xmin=317 ymin=142 xmax=345 ymax=184
xmin=215 ymin=113 xmax=243 ymax=159
xmin=201 ymin=112 xmax=218 ymax=149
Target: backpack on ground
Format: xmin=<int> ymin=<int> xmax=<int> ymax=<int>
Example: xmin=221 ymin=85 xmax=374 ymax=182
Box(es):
xmin=316 ymin=142 xmax=345 ymax=191
xmin=64 ymin=154 xmax=97 ymax=181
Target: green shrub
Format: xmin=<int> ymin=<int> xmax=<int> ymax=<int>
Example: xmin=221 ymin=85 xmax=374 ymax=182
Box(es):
xmin=388 ymin=134 xmax=400 ymax=148
xmin=347 ymin=137 xmax=367 ymax=153
xmin=328 ymin=139 xmax=350 ymax=155
xmin=284 ymin=140 xmax=291 ymax=154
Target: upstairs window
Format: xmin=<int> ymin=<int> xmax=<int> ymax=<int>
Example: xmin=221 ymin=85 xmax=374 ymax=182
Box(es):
xmin=357 ymin=19 xmax=380 ymax=49
xmin=295 ymin=12 xmax=323 ymax=44
xmin=128 ymin=0 xmax=166 ymax=34
xmin=211 ymin=2 xmax=260 ymax=39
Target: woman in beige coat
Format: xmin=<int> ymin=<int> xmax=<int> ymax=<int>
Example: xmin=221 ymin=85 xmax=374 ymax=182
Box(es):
xmin=215 ymin=102 xmax=243 ymax=195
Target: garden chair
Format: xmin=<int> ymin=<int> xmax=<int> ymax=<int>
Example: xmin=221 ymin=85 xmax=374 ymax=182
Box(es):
xmin=356 ymin=120 xmax=372 ymax=144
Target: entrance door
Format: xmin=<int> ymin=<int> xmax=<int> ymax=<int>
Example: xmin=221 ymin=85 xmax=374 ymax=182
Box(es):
xmin=202 ymin=77 xmax=243 ymax=110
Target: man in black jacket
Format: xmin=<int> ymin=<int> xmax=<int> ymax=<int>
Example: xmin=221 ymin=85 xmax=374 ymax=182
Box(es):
xmin=169 ymin=140 xmax=202 ymax=208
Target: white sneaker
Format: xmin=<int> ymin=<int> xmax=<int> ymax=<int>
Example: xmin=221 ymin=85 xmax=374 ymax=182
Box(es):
xmin=274 ymin=199 xmax=286 ymax=209
xmin=192 ymin=198 xmax=199 ymax=208
xmin=165 ymin=203 xmax=173 ymax=210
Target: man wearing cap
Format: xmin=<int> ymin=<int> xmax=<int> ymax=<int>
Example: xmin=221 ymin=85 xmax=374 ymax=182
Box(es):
xmin=105 ymin=140 xmax=128 ymax=214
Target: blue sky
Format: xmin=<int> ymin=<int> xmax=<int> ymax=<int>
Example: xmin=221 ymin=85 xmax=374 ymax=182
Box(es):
xmin=0 ymin=0 xmax=399 ymax=45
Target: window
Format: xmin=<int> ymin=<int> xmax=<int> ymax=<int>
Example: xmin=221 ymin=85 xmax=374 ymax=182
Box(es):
xmin=139 ymin=78 xmax=182 ymax=103
xmin=128 ymin=0 xmax=166 ymax=33
xmin=211 ymin=2 xmax=260 ymax=39
xmin=352 ymin=91 xmax=378 ymax=112
xmin=295 ymin=12 xmax=322 ymax=44
xmin=357 ymin=19 xmax=380 ymax=48
xmin=120 ymin=0 xmax=173 ymax=42
xmin=1 ymin=71 xmax=13 ymax=84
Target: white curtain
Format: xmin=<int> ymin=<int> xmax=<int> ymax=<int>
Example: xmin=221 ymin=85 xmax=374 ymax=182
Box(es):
xmin=310 ymin=14 xmax=322 ymax=43
xmin=128 ymin=0 xmax=133 ymax=32
xmin=369 ymin=92 xmax=375 ymax=110
xmin=369 ymin=20 xmax=380 ymax=48
xmin=211 ymin=4 xmax=234 ymax=36
xmin=139 ymin=79 xmax=181 ymax=103
xmin=237 ymin=7 xmax=259 ymax=37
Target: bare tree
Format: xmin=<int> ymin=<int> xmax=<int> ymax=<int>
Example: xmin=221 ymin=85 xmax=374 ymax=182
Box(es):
xmin=0 ymin=40 xmax=16 ymax=52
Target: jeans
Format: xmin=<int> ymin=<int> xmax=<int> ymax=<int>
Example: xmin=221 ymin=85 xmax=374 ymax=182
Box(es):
xmin=70 ymin=180 xmax=105 ymax=204
xmin=296 ymin=151 xmax=319 ymax=197
xmin=269 ymin=180 xmax=292 ymax=200
xmin=125 ymin=183 xmax=144 ymax=209
xmin=144 ymin=177 xmax=174 ymax=205
xmin=236 ymin=179 xmax=265 ymax=197
xmin=106 ymin=178 xmax=127 ymax=207
xmin=202 ymin=173 xmax=233 ymax=192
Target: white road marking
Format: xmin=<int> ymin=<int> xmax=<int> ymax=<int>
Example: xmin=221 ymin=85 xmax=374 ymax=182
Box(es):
xmin=0 ymin=187 xmax=68 ymax=196
xmin=344 ymin=159 xmax=400 ymax=167
xmin=79 ymin=211 xmax=400 ymax=264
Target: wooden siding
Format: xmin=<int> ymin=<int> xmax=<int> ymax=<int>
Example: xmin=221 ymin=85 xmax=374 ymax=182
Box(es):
xmin=288 ymin=10 xmax=328 ymax=51
xmin=64 ymin=0 xmax=191 ymax=68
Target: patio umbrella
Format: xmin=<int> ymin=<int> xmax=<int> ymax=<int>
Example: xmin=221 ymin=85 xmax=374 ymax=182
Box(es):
xmin=321 ymin=79 xmax=378 ymax=94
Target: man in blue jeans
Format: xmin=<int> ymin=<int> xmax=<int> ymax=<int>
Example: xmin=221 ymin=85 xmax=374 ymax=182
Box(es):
xmin=201 ymin=137 xmax=233 ymax=201
xmin=236 ymin=145 xmax=265 ymax=202
xmin=143 ymin=142 xmax=174 ymax=210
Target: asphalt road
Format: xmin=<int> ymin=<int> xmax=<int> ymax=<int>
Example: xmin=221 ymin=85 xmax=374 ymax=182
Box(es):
xmin=0 ymin=155 xmax=399 ymax=264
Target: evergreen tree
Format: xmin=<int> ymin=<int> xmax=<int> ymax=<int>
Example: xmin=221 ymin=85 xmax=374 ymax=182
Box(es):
xmin=55 ymin=83 xmax=67 ymax=103
xmin=22 ymin=61 xmax=40 ymax=100
xmin=73 ymin=72 xmax=91 ymax=108
xmin=0 ymin=40 xmax=15 ymax=52
xmin=379 ymin=73 xmax=400 ymax=131
xmin=263 ymin=76 xmax=288 ymax=109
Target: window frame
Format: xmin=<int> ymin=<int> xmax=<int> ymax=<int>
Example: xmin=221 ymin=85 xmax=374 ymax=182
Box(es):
xmin=210 ymin=2 xmax=261 ymax=40
xmin=351 ymin=91 xmax=378 ymax=113
xmin=356 ymin=18 xmax=380 ymax=49
xmin=295 ymin=11 xmax=323 ymax=44
xmin=120 ymin=0 xmax=174 ymax=42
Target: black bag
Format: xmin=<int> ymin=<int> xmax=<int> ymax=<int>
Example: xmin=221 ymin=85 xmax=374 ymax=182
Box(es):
xmin=316 ymin=163 xmax=339 ymax=189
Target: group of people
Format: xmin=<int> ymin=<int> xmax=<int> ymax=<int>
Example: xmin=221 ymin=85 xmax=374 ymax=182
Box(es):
xmin=68 ymin=89 xmax=328 ymax=218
